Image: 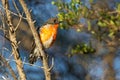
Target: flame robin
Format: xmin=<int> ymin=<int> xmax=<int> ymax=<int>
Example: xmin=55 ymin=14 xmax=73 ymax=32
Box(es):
xmin=29 ymin=17 xmax=60 ymax=64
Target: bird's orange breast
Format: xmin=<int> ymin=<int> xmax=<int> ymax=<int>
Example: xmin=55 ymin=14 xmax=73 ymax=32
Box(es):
xmin=39 ymin=24 xmax=58 ymax=48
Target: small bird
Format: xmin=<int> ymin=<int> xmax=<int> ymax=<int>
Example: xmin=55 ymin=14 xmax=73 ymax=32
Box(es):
xmin=29 ymin=17 xmax=60 ymax=64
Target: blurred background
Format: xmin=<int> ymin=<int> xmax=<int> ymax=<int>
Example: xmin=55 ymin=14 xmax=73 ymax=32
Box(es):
xmin=0 ymin=0 xmax=120 ymax=80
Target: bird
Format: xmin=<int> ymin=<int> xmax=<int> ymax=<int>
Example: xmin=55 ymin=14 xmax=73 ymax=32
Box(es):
xmin=29 ymin=17 xmax=60 ymax=64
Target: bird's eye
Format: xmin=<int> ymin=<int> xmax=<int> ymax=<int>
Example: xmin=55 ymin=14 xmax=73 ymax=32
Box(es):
xmin=54 ymin=19 xmax=57 ymax=23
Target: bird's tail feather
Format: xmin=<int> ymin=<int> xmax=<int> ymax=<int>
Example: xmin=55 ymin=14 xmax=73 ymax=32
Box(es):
xmin=29 ymin=46 xmax=41 ymax=64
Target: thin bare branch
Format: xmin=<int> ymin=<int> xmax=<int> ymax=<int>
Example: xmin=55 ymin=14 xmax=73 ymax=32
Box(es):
xmin=33 ymin=20 xmax=36 ymax=23
xmin=2 ymin=47 xmax=11 ymax=53
xmin=6 ymin=58 xmax=43 ymax=68
xmin=18 ymin=0 xmax=51 ymax=80
xmin=4 ymin=34 xmax=11 ymax=42
xmin=48 ymin=57 xmax=54 ymax=71
xmin=15 ymin=12 xmax=23 ymax=31
xmin=0 ymin=5 xmax=26 ymax=19
xmin=0 ymin=54 xmax=17 ymax=80
xmin=17 ymin=40 xmax=21 ymax=45
xmin=0 ymin=8 xmax=8 ymax=39
xmin=12 ymin=0 xmax=20 ymax=15
xmin=0 ymin=10 xmax=5 ymax=29
xmin=2 ymin=76 xmax=7 ymax=80
xmin=29 ymin=9 xmax=32 ymax=13
xmin=12 ymin=0 xmax=23 ymax=31
xmin=1 ymin=0 xmax=26 ymax=80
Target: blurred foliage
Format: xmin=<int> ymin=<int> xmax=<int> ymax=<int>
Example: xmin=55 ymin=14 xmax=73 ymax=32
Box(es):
xmin=52 ymin=0 xmax=120 ymax=55
xmin=68 ymin=43 xmax=96 ymax=57
xmin=52 ymin=0 xmax=83 ymax=29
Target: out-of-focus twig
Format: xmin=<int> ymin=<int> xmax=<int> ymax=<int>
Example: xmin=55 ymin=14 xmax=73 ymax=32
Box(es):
xmin=12 ymin=0 xmax=23 ymax=31
xmin=14 ymin=12 xmax=23 ymax=31
xmin=0 ymin=54 xmax=17 ymax=80
xmin=0 ymin=4 xmax=26 ymax=19
xmin=6 ymin=57 xmax=43 ymax=68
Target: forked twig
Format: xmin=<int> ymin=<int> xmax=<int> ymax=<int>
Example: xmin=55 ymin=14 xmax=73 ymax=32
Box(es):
xmin=12 ymin=0 xmax=24 ymax=31
xmin=15 ymin=12 xmax=23 ymax=31
xmin=0 ymin=4 xmax=26 ymax=19
xmin=12 ymin=0 xmax=20 ymax=14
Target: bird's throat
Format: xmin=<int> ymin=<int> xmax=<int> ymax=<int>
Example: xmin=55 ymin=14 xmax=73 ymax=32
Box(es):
xmin=54 ymin=24 xmax=59 ymax=29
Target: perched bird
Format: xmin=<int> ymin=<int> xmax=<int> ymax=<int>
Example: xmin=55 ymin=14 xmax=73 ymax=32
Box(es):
xmin=29 ymin=17 xmax=60 ymax=64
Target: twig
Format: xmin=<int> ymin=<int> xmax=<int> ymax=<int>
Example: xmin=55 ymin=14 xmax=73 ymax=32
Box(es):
xmin=1 ymin=0 xmax=26 ymax=80
xmin=4 ymin=34 xmax=10 ymax=40
xmin=0 ymin=54 xmax=17 ymax=80
xmin=2 ymin=76 xmax=7 ymax=80
xmin=6 ymin=58 xmax=43 ymax=68
xmin=15 ymin=12 xmax=23 ymax=31
xmin=48 ymin=57 xmax=54 ymax=71
xmin=33 ymin=20 xmax=36 ymax=23
xmin=0 ymin=7 xmax=8 ymax=41
xmin=12 ymin=0 xmax=20 ymax=14
xmin=12 ymin=0 xmax=23 ymax=31
xmin=0 ymin=4 xmax=26 ymax=19
xmin=1 ymin=47 xmax=13 ymax=59
xmin=29 ymin=9 xmax=32 ymax=13
xmin=18 ymin=0 xmax=51 ymax=80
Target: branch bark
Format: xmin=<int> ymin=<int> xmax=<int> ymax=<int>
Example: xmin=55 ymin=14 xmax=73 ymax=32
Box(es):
xmin=18 ymin=0 xmax=51 ymax=80
xmin=1 ymin=0 xmax=26 ymax=80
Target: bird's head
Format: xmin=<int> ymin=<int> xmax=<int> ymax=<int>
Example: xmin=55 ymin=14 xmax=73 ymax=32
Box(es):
xmin=46 ymin=17 xmax=62 ymax=24
xmin=45 ymin=17 xmax=62 ymax=28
